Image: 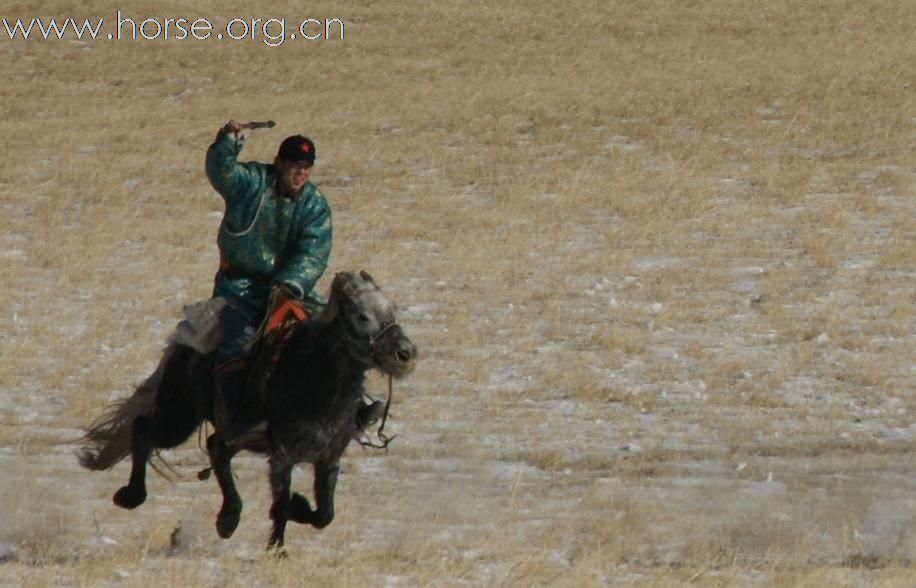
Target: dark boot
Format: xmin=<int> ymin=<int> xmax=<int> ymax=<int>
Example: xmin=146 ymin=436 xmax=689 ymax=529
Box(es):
xmin=355 ymin=400 xmax=386 ymax=430
xmin=215 ymin=361 xmax=267 ymax=449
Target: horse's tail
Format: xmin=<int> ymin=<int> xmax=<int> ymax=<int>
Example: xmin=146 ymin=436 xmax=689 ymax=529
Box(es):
xmin=78 ymin=345 xmax=173 ymax=471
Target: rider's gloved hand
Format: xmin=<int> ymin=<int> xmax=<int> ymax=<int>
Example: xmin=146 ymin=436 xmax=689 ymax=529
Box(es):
xmin=266 ymin=284 xmax=306 ymax=333
xmin=223 ymin=119 xmax=243 ymax=134
xmin=271 ymin=284 xmax=298 ymax=306
xmin=220 ymin=119 xmax=246 ymax=143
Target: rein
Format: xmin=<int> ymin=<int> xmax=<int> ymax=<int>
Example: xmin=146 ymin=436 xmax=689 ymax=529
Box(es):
xmin=340 ymin=316 xmax=400 ymax=449
xmin=358 ymin=374 xmax=396 ymax=449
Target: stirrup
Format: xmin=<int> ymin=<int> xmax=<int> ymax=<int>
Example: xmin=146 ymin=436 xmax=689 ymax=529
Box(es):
xmin=223 ymin=420 xmax=268 ymax=449
xmin=356 ymin=401 xmax=385 ymax=430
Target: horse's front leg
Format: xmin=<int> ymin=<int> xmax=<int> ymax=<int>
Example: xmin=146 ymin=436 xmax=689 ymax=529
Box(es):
xmin=268 ymin=454 xmax=294 ymax=550
xmin=112 ymin=415 xmax=152 ymax=509
xmin=207 ymin=434 xmax=243 ymax=539
xmin=289 ymin=459 xmax=339 ymax=529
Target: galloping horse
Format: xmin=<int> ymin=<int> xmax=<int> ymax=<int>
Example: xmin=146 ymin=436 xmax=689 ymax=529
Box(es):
xmin=80 ymin=271 xmax=417 ymax=550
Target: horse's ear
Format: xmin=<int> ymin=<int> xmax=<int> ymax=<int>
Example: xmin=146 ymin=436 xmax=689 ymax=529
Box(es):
xmin=323 ymin=273 xmax=352 ymax=322
xmin=333 ymin=271 xmax=358 ymax=298
xmin=359 ymin=270 xmax=377 ymax=287
xmin=321 ymin=286 xmax=340 ymax=322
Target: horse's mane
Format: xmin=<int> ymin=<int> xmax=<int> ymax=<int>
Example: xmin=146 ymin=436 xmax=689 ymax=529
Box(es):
xmin=276 ymin=274 xmax=346 ymax=360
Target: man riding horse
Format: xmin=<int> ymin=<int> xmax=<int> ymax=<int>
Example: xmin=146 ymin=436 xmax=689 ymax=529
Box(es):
xmin=206 ymin=119 xmax=383 ymax=447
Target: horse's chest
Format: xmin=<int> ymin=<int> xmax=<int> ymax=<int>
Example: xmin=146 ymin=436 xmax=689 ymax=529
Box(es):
xmin=280 ymin=423 xmax=353 ymax=463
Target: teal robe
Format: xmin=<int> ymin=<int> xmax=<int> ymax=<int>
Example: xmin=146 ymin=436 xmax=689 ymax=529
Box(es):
xmin=205 ymin=131 xmax=332 ymax=322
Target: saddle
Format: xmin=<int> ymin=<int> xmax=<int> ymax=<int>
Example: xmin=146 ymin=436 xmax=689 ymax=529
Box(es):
xmin=173 ymin=295 xmax=309 ymax=417
xmin=243 ymin=297 xmax=309 ymax=416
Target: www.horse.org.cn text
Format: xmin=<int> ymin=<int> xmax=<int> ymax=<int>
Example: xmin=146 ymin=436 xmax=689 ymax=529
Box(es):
xmin=2 ymin=12 xmax=346 ymax=46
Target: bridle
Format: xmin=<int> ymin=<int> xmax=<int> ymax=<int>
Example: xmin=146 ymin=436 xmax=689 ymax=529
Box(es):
xmin=369 ymin=320 xmax=400 ymax=361
xmin=339 ymin=306 xmax=402 ymax=449
xmin=338 ymin=297 xmax=401 ymax=367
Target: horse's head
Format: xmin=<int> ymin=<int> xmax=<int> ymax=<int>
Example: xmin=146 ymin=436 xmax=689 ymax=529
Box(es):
xmin=329 ymin=271 xmax=417 ymax=377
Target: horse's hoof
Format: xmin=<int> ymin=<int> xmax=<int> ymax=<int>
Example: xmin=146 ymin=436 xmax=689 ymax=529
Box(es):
xmin=289 ymin=493 xmax=315 ymax=525
xmin=113 ymin=486 xmax=146 ymax=510
xmin=266 ymin=543 xmax=288 ymax=559
xmin=216 ymin=504 xmax=242 ymax=539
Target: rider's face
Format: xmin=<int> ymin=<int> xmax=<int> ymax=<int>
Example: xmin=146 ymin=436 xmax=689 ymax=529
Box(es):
xmin=277 ymin=159 xmax=312 ymax=194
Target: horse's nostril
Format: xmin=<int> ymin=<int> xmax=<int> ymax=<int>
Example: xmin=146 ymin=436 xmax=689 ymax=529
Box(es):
xmin=397 ymin=350 xmax=411 ymax=362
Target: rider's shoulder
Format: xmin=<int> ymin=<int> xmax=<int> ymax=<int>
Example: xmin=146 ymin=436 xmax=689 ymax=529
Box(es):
xmin=301 ymin=182 xmax=328 ymax=206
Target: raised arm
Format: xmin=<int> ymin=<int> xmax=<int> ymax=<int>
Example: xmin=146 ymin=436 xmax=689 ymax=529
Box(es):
xmin=205 ymin=120 xmax=260 ymax=203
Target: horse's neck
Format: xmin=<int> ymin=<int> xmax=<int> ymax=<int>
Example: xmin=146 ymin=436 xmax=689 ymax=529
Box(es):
xmin=283 ymin=317 xmax=363 ymax=382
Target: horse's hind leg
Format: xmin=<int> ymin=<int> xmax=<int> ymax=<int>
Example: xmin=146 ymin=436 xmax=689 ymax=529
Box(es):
xmin=290 ymin=459 xmax=339 ymax=529
xmin=113 ymin=346 xmax=203 ymax=510
xmin=208 ymin=434 xmax=243 ymax=539
xmin=113 ymin=408 xmax=202 ymax=509
xmin=113 ymin=415 xmax=153 ymax=509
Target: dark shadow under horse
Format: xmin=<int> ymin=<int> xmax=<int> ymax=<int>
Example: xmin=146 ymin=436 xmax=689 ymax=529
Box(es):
xmin=80 ymin=271 xmax=417 ymax=550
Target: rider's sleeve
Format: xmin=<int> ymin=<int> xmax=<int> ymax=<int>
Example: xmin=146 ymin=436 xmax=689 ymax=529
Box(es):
xmin=274 ymin=189 xmax=332 ymax=300
xmin=205 ymin=128 xmax=260 ymax=204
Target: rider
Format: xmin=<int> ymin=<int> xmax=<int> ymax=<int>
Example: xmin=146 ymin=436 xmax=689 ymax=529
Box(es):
xmin=206 ymin=119 xmax=382 ymax=447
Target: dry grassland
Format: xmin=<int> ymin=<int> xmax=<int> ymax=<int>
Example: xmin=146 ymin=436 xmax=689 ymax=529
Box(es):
xmin=0 ymin=0 xmax=915 ymax=585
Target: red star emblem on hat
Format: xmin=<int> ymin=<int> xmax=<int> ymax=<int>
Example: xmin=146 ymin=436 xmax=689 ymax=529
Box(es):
xmin=301 ymin=143 xmax=311 ymax=153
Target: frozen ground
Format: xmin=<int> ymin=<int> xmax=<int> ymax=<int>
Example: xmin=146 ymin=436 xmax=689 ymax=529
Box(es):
xmin=1 ymin=186 xmax=914 ymax=586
